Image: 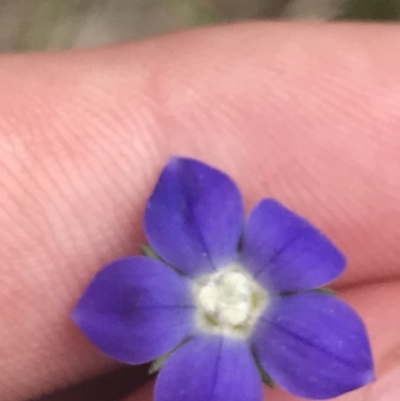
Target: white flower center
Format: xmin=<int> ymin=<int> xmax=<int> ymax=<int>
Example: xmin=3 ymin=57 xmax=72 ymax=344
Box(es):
xmin=194 ymin=265 xmax=269 ymax=338
xmin=197 ymin=271 xmax=251 ymax=326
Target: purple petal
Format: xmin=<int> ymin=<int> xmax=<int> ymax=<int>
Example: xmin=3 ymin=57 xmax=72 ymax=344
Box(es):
xmin=155 ymin=335 xmax=263 ymax=401
xmin=251 ymin=293 xmax=374 ymax=399
xmin=145 ymin=157 xmax=244 ymax=277
xmin=240 ymin=199 xmax=345 ymax=292
xmin=72 ymin=257 xmax=194 ymax=364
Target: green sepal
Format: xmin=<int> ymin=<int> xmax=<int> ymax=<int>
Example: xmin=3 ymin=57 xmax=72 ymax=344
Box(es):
xmin=252 ymin=350 xmax=275 ymax=388
xmin=148 ymin=338 xmax=191 ymax=375
xmin=148 ymin=352 xmax=171 ymax=375
xmin=140 ymin=244 xmax=162 ymax=261
xmin=312 ymin=287 xmax=337 ymax=296
xmin=259 ymin=367 xmax=276 ymax=388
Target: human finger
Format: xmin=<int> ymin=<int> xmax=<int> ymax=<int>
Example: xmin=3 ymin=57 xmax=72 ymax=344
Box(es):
xmin=2 ymin=22 xmax=400 ymax=401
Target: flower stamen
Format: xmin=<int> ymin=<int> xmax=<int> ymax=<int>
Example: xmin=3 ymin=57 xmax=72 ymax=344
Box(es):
xmin=194 ymin=264 xmax=269 ymax=338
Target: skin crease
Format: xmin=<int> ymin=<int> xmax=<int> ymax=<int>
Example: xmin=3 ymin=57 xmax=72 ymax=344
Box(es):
xmin=0 ymin=21 xmax=400 ymax=401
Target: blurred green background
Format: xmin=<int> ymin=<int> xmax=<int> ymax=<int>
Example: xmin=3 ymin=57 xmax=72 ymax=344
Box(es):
xmin=0 ymin=0 xmax=399 ymax=52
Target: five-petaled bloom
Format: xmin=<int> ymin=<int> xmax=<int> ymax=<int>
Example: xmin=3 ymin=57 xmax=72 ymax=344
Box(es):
xmin=72 ymin=157 xmax=374 ymax=401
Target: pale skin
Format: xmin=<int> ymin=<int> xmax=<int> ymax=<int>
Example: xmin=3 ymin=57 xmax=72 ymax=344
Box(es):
xmin=0 ymin=22 xmax=399 ymax=401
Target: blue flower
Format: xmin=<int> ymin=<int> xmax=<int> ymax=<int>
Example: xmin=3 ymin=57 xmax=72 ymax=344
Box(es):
xmin=72 ymin=157 xmax=374 ymax=401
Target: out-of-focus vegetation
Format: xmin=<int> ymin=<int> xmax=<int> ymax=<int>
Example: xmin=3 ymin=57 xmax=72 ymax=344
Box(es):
xmin=337 ymin=0 xmax=400 ymax=20
xmin=0 ymin=0 xmax=398 ymax=53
